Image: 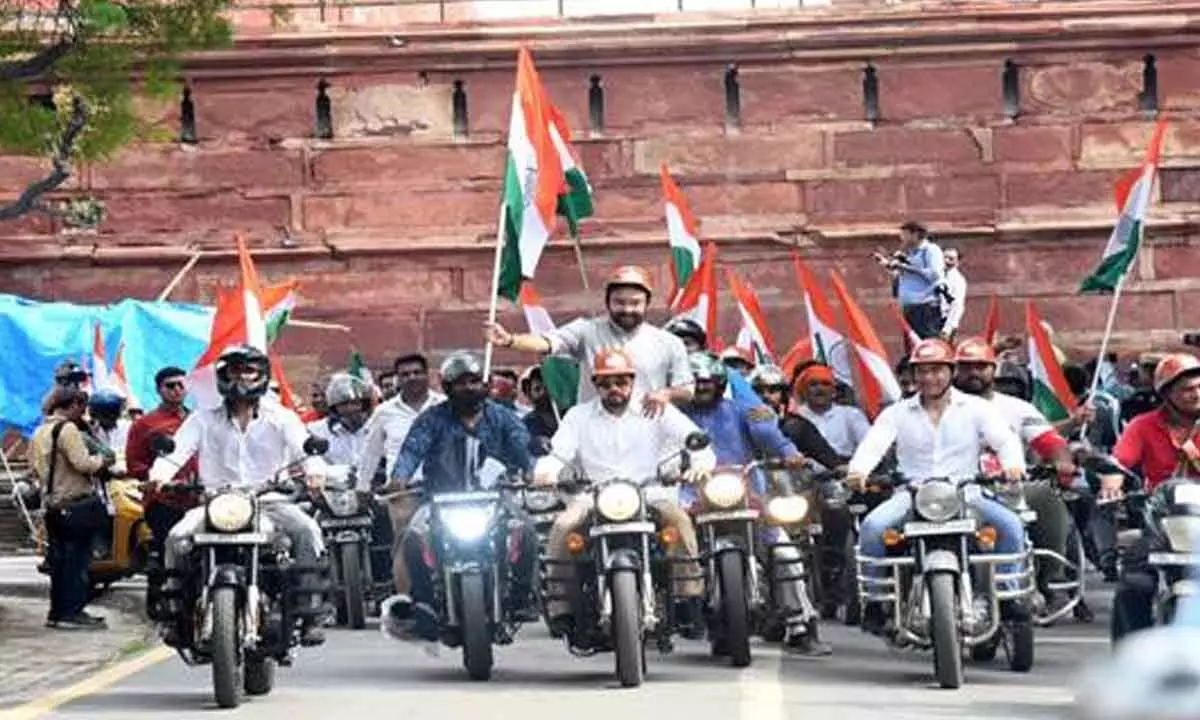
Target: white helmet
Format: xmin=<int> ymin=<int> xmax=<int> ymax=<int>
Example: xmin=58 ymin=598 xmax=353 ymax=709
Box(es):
xmin=325 ymin=373 xmax=371 ymax=409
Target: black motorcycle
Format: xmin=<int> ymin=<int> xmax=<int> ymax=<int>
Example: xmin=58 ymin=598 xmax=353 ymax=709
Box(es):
xmin=817 ymin=474 xmax=893 ymax=626
xmin=309 ymin=465 xmax=388 ymax=629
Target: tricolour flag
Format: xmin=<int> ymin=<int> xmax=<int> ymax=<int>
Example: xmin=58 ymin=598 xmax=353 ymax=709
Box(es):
xmin=518 ymin=282 xmax=581 ymax=414
xmin=982 ymin=295 xmax=1000 ymax=347
xmin=1079 ymin=118 xmax=1168 ymax=293
xmin=791 ymin=252 xmax=852 ymax=384
xmin=830 ymin=271 xmax=901 ymax=419
xmin=263 ymin=281 xmax=299 ymax=344
xmin=1026 ymin=301 xmax=1077 ymax=423
xmin=91 ymin=321 xmax=110 ymax=391
xmin=727 ymin=269 xmax=777 ymax=365
xmin=661 ymin=164 xmax=703 ymax=307
xmin=888 ymin=300 xmax=920 ymax=354
xmin=497 ymin=46 xmax=593 ymax=301
xmin=111 ymin=342 xmax=140 ymax=409
xmin=671 ymin=240 xmax=720 ymax=345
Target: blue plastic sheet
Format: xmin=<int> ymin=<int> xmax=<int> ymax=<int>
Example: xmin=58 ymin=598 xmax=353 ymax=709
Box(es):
xmin=0 ymin=294 xmax=213 ymax=437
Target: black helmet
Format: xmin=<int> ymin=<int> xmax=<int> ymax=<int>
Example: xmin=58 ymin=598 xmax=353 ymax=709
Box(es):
xmin=666 ymin=317 xmax=707 ymax=349
xmin=995 ymin=360 xmax=1032 ymax=402
xmin=440 ymin=351 xmax=484 ymax=389
xmin=54 ymin=360 xmax=90 ymax=388
xmin=215 ymin=345 xmax=271 ymax=401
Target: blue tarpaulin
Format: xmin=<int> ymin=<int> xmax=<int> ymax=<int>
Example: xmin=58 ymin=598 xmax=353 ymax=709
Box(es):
xmin=0 ymin=294 xmax=214 ymax=437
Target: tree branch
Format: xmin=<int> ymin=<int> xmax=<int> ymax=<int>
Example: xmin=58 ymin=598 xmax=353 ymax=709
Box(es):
xmin=0 ymin=40 xmax=74 ymax=82
xmin=0 ymin=93 xmax=89 ymax=222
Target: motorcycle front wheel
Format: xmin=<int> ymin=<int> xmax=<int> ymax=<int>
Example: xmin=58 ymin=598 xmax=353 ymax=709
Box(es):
xmin=718 ymin=551 xmax=752 ymax=668
xmin=928 ymin=572 xmax=964 ymax=689
xmin=459 ymin=571 xmax=494 ymax=681
xmin=611 ymin=568 xmax=644 ymax=688
xmin=211 ymin=586 xmax=244 ymax=709
xmin=340 ymin=543 xmax=367 ymax=630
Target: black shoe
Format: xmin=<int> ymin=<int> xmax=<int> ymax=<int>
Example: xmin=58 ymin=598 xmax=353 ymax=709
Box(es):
xmin=861 ymin=603 xmax=888 ymax=635
xmin=784 ymin=624 xmax=833 ymax=657
xmin=79 ymin=611 xmax=108 ymax=626
xmin=1074 ymin=599 xmax=1095 ymax=623
xmin=548 ymin=614 xmax=574 ymax=639
xmin=53 ymin=614 xmax=106 ymax=631
xmin=300 ymin=623 xmax=326 ymax=647
xmin=675 ymin=599 xmax=706 ymax=640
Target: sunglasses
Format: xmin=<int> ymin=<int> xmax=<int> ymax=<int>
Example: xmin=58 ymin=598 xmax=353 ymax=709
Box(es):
xmin=595 ymin=377 xmax=633 ymax=390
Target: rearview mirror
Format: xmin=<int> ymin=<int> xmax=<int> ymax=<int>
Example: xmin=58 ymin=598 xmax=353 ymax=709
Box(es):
xmin=303 ymin=436 xmax=330 ymax=456
xmin=685 ymin=432 xmax=711 ymax=452
xmin=151 ymin=434 xmax=176 ymax=456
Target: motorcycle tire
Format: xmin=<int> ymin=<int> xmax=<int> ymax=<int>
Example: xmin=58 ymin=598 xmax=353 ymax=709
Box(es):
xmin=718 ymin=551 xmax=752 ymax=668
xmin=340 ymin=544 xmax=367 ymax=630
xmin=928 ymin=573 xmax=964 ymax=689
xmin=244 ymin=657 xmax=276 ymax=696
xmin=969 ymin=636 xmax=999 ymax=663
xmin=459 ymin=571 xmax=494 ymax=681
xmin=211 ymin=586 xmax=244 ymax=709
xmin=611 ymin=568 xmax=644 ymax=688
xmin=841 ymin=533 xmax=861 ymax=626
xmin=1007 ymin=621 xmax=1035 ymax=673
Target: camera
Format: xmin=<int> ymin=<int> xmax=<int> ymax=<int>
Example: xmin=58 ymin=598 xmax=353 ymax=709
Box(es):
xmin=1183 ymin=332 xmax=1200 ymax=348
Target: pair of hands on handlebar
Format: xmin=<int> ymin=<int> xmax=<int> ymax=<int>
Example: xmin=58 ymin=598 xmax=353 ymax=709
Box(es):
xmin=844 ymin=466 xmax=1024 ymax=493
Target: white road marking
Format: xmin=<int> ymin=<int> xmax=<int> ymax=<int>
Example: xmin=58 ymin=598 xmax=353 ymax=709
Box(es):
xmin=738 ymin=648 xmax=784 ymax=720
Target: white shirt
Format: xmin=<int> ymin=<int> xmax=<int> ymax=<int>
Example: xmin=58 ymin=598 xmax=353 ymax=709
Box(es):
xmin=848 ymin=388 xmax=1024 ymax=481
xmin=983 ymin=391 xmax=1065 ymax=467
xmin=942 ymin=267 xmax=967 ymax=334
xmin=307 ymin=417 xmax=368 ymax=474
xmin=798 ymin=404 xmax=871 ymax=459
xmin=534 ymin=396 xmax=716 ymax=489
xmin=357 ymin=390 xmax=445 ymax=479
xmin=93 ymin=419 xmax=132 ymax=457
xmin=544 ymin=317 xmax=693 ymax=404
xmin=149 ymin=403 xmax=325 ymax=489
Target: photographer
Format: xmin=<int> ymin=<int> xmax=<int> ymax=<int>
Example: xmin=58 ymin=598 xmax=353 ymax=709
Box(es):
xmin=876 ymin=221 xmax=948 ymax=340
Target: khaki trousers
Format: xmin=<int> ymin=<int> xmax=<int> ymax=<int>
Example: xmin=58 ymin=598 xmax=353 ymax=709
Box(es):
xmin=385 ymin=493 xmax=421 ymax=595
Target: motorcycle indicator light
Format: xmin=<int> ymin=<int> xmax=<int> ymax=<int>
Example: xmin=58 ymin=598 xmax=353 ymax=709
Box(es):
xmin=975 ymin=525 xmax=997 ymax=551
xmin=658 ymin=526 xmax=681 ymax=547
xmin=882 ymin=528 xmax=904 ymax=547
xmin=565 ymin=532 xmax=587 ymax=554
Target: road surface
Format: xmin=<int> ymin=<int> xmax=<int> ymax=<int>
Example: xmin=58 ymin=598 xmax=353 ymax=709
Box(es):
xmin=37 ymin=603 xmax=1106 ymax=720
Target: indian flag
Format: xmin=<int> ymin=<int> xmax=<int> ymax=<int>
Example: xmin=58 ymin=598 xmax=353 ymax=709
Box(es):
xmin=497 ymin=46 xmax=593 ymax=301
xmin=263 ymin=281 xmax=298 ymax=344
xmin=518 ymin=282 xmax=580 ymax=414
xmin=830 ymin=271 xmax=901 ymax=419
xmin=661 ymin=163 xmax=702 ymax=307
xmin=791 ymin=252 xmax=853 ymax=385
xmin=1080 ymin=118 xmax=1168 ymax=293
xmin=672 ymin=240 xmax=720 ymax=346
xmin=1026 ymin=301 xmax=1077 ymax=423
xmin=727 ymin=269 xmax=777 ymax=365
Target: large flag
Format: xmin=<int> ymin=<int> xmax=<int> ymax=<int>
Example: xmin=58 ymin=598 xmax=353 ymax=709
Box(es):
xmin=982 ymin=295 xmax=1000 ymax=347
xmin=672 ymin=240 xmax=720 ymax=344
xmin=1080 ymin=118 xmax=1168 ymax=293
xmin=661 ymin=163 xmax=703 ymax=307
xmin=518 ymin=282 xmax=580 ymax=413
xmin=727 ymin=269 xmax=777 ymax=365
xmin=888 ymin=300 xmax=920 ymax=354
xmin=1026 ymin=301 xmax=1077 ymax=423
xmin=830 ymin=271 xmax=902 ymax=418
xmin=791 ymin=253 xmax=852 ymax=384
xmin=497 ymin=46 xmax=593 ymax=301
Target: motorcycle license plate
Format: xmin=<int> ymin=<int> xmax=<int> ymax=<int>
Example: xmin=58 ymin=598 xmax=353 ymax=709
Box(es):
xmin=194 ymin=532 xmax=269 ymax=545
xmin=903 ymin=518 xmax=976 ymax=537
xmin=1149 ymin=552 xmax=1200 ymax=566
xmin=320 ymin=517 xmax=372 ymax=529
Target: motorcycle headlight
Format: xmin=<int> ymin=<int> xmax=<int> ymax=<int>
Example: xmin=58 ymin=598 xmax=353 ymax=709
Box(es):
xmin=1162 ymin=516 xmax=1200 ymax=553
xmin=440 ymin=506 xmax=493 ymax=542
xmin=523 ymin=490 xmax=558 ymax=513
xmin=206 ymin=492 xmax=254 ymax=532
xmin=596 ymin=483 xmax=642 ymax=522
xmin=915 ymin=482 xmax=962 ymax=523
xmin=767 ymin=496 xmax=809 ymax=524
xmin=703 ymin=472 xmax=747 ymax=509
xmin=326 ymin=490 xmax=359 ymax=517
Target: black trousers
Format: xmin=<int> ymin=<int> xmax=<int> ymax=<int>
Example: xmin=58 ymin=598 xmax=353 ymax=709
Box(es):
xmin=902 ymin=302 xmax=946 ymax=340
xmin=45 ymin=513 xmax=93 ymax=621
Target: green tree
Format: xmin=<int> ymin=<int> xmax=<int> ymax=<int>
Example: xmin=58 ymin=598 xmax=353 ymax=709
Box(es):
xmin=0 ymin=0 xmax=236 ymax=227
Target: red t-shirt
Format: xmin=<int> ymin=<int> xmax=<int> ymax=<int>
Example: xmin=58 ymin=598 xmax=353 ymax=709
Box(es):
xmin=1113 ymin=408 xmax=1200 ymax=491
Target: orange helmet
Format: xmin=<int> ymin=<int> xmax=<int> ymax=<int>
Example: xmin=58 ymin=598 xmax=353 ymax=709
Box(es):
xmin=955 ymin=336 xmax=996 ymax=365
xmin=592 ymin=347 xmax=637 ymax=378
xmin=604 ymin=265 xmax=654 ymax=298
xmin=1153 ymin=353 xmax=1200 ymax=395
xmin=909 ymin=338 xmax=955 ymax=367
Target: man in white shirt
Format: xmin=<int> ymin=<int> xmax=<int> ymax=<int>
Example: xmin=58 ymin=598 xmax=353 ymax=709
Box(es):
xmin=795 ymin=364 xmax=871 ymax=462
xmin=307 ymin=372 xmax=372 ymax=472
xmin=940 ymin=247 xmax=967 ymax=341
xmin=847 ymin=339 xmax=1027 ymax=631
xmin=534 ymin=348 xmax=716 ymax=638
xmin=149 ymin=345 xmax=329 ymax=646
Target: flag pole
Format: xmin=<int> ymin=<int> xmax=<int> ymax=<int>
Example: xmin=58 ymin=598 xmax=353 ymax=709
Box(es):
xmin=1078 ymin=272 xmax=1128 ymax=445
xmin=156 ymin=251 xmax=203 ymax=302
xmin=570 ymin=235 xmax=590 ymax=290
xmin=482 ymin=203 xmax=509 ymax=380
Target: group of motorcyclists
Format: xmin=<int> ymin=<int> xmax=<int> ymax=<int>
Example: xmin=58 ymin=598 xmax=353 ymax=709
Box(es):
xmin=20 ymin=260 xmax=1200 ymax=699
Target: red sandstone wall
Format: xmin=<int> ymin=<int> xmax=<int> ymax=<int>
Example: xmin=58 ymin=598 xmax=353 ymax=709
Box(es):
xmin=1 ymin=3 xmax=1199 ymax=381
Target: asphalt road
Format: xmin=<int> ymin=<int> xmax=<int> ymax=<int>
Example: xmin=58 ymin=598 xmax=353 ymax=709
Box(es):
xmin=39 ymin=597 xmax=1110 ymax=720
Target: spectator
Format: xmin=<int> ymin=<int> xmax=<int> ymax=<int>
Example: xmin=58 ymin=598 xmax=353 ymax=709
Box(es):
xmin=1122 ymin=353 xmax=1162 ymax=424
xmin=941 ymin=247 xmax=968 ymax=341
xmin=876 ymin=221 xmax=946 ymax=339
xmin=377 ymin=370 xmax=400 ymax=401
xmin=488 ymin=368 xmax=526 ymax=417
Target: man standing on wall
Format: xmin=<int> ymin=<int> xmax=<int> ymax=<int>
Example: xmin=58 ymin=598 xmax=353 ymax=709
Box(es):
xmin=940 ymin=247 xmax=968 ymax=342
xmin=876 ymin=221 xmax=947 ymax=340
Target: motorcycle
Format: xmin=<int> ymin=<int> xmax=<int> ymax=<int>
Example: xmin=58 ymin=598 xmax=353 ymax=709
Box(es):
xmin=308 ymin=465 xmax=388 ymax=629
xmin=692 ymin=458 xmax=814 ymax=665
xmin=153 ymin=434 xmax=329 ymax=709
xmin=543 ymin=432 xmax=710 ymax=688
xmin=816 ymin=473 xmax=894 ymax=626
xmin=856 ymin=475 xmax=1037 ymax=689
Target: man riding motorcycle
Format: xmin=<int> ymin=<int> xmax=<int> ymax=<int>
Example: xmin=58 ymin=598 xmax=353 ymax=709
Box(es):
xmin=382 ymin=351 xmax=539 ymax=643
xmin=682 ymin=352 xmax=830 ymax=655
xmin=748 ymin=365 xmax=847 ymax=472
xmin=307 ymin=373 xmax=372 ymax=470
xmin=534 ymin=348 xmax=716 ymax=640
xmin=954 ymin=337 xmax=1083 ymax=616
xmin=1107 ymin=352 xmax=1200 ymax=642
xmin=848 ymin=338 xmax=1029 ymax=632
xmin=149 ymin=345 xmax=331 ymax=647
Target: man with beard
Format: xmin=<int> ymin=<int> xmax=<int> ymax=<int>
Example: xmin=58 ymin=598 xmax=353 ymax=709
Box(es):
xmin=954 ymin=337 xmax=1083 ymax=618
xmin=795 ymin=364 xmax=871 ymax=465
xmin=534 ymin=348 xmax=714 ymax=640
xmin=485 ymin=266 xmax=693 ymax=417
xmin=1106 ymin=353 xmax=1200 ymax=642
xmin=308 ymin=373 xmax=373 ymax=469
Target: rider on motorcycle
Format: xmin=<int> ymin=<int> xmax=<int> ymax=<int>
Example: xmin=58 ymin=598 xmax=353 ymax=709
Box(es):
xmin=307 ymin=373 xmax=372 ymax=471
xmin=534 ymin=348 xmax=716 ymax=640
xmin=149 ymin=345 xmax=331 ymax=647
xmin=847 ymin=338 xmax=1028 ymax=632
xmin=954 ymin=337 xmax=1081 ymax=614
xmin=1106 ymin=352 xmax=1200 ymax=642
xmin=748 ymin=364 xmax=847 ymax=472
xmin=88 ymin=390 xmax=131 ymax=474
xmin=382 ymin=351 xmax=539 ymax=642
xmin=682 ymin=352 xmax=831 ymax=655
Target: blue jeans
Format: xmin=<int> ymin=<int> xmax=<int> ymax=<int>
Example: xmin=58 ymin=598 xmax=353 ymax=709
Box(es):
xmin=859 ymin=490 xmax=1025 ymax=589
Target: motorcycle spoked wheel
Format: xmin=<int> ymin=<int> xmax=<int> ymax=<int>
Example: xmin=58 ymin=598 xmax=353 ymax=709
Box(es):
xmin=610 ymin=568 xmax=644 ymax=688
xmin=927 ymin=573 xmax=964 ymax=689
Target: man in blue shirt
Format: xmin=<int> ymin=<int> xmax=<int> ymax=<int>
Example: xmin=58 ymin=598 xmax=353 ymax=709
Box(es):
xmin=877 ymin=221 xmax=947 ymax=340
xmin=382 ymin=351 xmax=538 ymax=642
xmin=678 ymin=352 xmax=831 ymax=656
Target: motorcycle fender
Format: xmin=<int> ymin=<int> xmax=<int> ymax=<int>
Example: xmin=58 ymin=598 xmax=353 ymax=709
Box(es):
xmin=605 ymin=548 xmax=642 ymax=574
xmin=712 ymin=538 xmax=746 ymax=555
xmin=334 ymin=530 xmax=361 ymax=544
xmin=921 ymin=549 xmax=961 ymax=575
xmin=210 ymin=564 xmax=245 ymax=590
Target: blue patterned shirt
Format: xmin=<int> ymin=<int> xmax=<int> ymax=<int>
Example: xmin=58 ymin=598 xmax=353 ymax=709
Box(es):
xmin=392 ymin=400 xmax=533 ymax=492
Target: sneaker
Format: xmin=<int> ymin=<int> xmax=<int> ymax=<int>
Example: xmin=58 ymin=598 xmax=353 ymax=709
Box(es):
xmin=53 ymin=614 xmax=106 ymax=631
xmin=784 ymin=624 xmax=832 ymax=657
xmin=80 ymin=611 xmax=108 ymax=625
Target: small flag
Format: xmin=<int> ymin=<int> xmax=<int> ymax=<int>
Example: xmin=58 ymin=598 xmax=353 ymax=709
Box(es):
xmin=727 ymin=269 xmax=777 ymax=366
xmin=1026 ymin=301 xmax=1078 ymax=423
xmin=661 ymin=163 xmax=703 ymax=307
xmin=830 ymin=271 xmax=902 ymax=419
xmin=671 ymin=240 xmax=720 ymax=344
